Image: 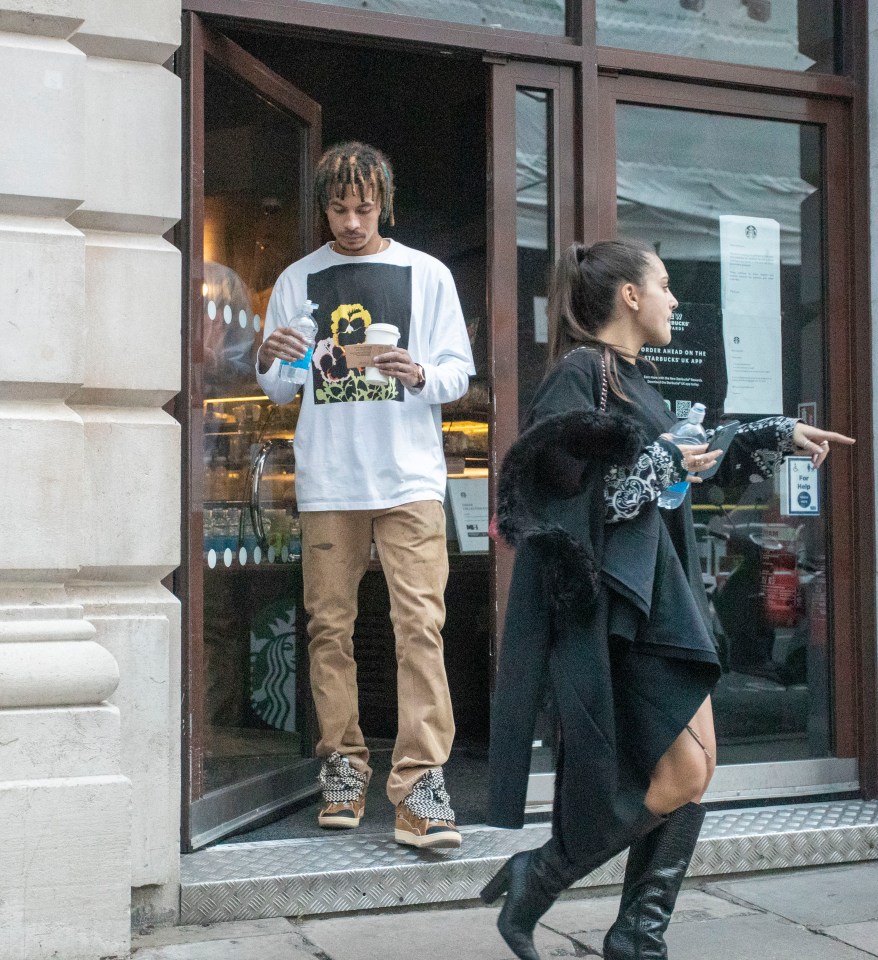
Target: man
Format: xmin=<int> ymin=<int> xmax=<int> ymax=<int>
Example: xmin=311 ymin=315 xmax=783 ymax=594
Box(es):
xmin=256 ymin=142 xmax=474 ymax=849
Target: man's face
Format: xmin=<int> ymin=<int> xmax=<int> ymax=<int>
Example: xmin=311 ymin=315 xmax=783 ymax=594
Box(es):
xmin=325 ymin=185 xmax=383 ymax=256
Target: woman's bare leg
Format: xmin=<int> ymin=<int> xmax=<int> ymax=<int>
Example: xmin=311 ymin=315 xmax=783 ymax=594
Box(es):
xmin=644 ymin=696 xmax=716 ymax=816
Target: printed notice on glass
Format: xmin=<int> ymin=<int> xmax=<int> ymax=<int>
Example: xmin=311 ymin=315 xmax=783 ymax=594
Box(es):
xmin=779 ymin=456 xmax=820 ymax=518
xmin=719 ymin=215 xmax=783 ymax=416
xmin=641 ymin=302 xmax=727 ymax=426
xmin=447 ymin=478 xmax=490 ymax=553
xmin=534 ymin=296 xmax=548 ymax=344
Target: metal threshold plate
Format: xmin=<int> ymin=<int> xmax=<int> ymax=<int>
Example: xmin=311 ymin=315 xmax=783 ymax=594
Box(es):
xmin=181 ymin=799 xmax=878 ymax=924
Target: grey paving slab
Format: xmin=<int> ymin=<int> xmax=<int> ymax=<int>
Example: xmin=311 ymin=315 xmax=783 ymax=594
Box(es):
xmin=302 ymin=905 xmax=579 ymax=960
xmin=540 ymin=889 xmax=757 ymax=936
xmin=710 ymin=862 xmax=878 ymax=926
xmin=133 ymin=918 xmax=294 ymax=949
xmin=570 ymin=915 xmax=874 ymax=960
xmin=132 ymin=932 xmax=317 ymax=960
xmin=824 ymin=921 xmax=878 ymax=957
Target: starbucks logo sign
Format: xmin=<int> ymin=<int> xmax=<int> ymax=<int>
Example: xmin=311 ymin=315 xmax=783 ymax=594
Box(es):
xmin=249 ymin=600 xmax=297 ymax=732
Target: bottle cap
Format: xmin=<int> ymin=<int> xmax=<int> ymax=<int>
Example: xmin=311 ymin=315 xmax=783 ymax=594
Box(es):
xmin=688 ymin=402 xmax=706 ymax=424
xmin=303 ymin=300 xmax=319 ymax=312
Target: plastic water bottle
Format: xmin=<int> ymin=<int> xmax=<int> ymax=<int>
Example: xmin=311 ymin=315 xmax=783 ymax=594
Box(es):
xmin=279 ymin=300 xmax=319 ymax=384
xmin=657 ymin=402 xmax=707 ymax=510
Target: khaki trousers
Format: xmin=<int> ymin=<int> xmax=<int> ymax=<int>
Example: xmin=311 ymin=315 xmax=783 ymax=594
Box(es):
xmin=300 ymin=500 xmax=455 ymax=805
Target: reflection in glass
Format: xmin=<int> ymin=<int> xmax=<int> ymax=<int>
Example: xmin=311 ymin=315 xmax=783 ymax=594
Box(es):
xmin=516 ymin=88 xmax=553 ymax=423
xmin=597 ymin=0 xmax=840 ymax=73
xmin=616 ymin=105 xmax=830 ymax=764
xmin=299 ymin=0 xmax=565 ymax=35
xmin=516 ymin=87 xmax=558 ymax=777
xmin=201 ymin=63 xmax=309 ymax=795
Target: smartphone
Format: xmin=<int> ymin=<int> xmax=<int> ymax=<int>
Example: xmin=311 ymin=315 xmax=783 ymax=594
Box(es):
xmin=696 ymin=420 xmax=741 ymax=480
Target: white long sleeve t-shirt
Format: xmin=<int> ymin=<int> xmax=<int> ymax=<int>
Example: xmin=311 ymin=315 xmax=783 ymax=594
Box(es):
xmin=256 ymin=240 xmax=476 ymax=511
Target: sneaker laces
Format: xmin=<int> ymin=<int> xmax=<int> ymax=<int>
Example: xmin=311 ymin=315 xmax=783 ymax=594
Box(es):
xmin=319 ymin=752 xmax=367 ymax=803
xmin=403 ymin=768 xmax=455 ymax=822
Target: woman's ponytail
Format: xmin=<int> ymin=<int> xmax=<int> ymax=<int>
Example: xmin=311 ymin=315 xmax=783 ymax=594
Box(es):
xmin=547 ymin=243 xmax=602 ymax=366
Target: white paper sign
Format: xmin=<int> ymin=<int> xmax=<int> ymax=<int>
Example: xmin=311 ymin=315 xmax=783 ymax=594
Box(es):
xmin=779 ymin=456 xmax=820 ymax=517
xmin=720 ymin=215 xmax=783 ymax=415
xmin=533 ymin=296 xmax=548 ymax=344
xmin=447 ymin=478 xmax=490 ymax=552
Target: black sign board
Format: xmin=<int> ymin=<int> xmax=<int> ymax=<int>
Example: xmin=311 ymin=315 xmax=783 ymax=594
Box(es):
xmin=640 ymin=302 xmax=728 ymax=426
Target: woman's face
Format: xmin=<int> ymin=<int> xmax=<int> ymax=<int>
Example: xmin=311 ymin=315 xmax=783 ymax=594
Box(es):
xmin=631 ymin=254 xmax=678 ymax=347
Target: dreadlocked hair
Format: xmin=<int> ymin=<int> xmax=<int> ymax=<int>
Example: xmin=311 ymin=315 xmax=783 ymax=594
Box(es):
xmin=547 ymin=238 xmax=656 ymax=403
xmin=314 ymin=141 xmax=395 ymax=226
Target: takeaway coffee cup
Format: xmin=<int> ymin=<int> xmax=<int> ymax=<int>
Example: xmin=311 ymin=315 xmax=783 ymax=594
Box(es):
xmin=364 ymin=322 xmax=401 ymax=384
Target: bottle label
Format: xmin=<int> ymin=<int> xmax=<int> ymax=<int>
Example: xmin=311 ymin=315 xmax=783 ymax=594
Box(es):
xmin=290 ymin=345 xmax=314 ymax=370
xmin=658 ymin=480 xmax=689 ymax=510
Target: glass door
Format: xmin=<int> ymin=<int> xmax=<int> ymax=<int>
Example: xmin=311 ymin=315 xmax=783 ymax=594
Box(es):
xmin=488 ymin=60 xmax=576 ymax=800
xmin=597 ymin=73 xmax=859 ymax=801
xmin=180 ymin=16 xmax=322 ymax=849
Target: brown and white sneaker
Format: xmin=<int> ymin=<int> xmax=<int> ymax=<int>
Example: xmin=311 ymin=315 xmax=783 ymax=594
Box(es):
xmin=317 ymin=752 xmax=368 ymax=830
xmin=394 ymin=768 xmax=461 ymax=849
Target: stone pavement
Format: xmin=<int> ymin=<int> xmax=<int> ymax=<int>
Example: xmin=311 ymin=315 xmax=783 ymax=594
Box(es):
xmin=133 ymin=860 xmax=878 ymax=959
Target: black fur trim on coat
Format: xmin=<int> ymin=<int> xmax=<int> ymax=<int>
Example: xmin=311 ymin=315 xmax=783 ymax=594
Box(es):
xmin=496 ymin=409 xmax=645 ymax=609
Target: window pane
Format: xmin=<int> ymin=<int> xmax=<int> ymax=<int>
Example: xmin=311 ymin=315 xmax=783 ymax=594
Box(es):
xmin=301 ymin=0 xmax=566 ymax=36
xmin=616 ymin=104 xmax=831 ymax=764
xmin=517 ymin=88 xmax=553 ymax=423
xmin=598 ymin=0 xmax=840 ymax=74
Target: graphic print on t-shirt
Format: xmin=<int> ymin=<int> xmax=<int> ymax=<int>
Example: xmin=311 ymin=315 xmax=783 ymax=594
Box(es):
xmin=306 ymin=262 xmax=411 ymax=404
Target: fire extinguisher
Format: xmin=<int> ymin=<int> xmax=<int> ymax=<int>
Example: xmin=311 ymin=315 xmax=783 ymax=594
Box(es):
xmin=759 ymin=543 xmax=799 ymax=629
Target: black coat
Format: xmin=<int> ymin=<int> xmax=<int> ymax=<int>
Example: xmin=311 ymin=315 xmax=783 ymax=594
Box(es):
xmin=487 ymin=406 xmax=720 ymax=865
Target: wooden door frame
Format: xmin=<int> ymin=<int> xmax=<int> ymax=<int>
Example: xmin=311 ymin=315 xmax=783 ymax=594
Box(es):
xmin=596 ymin=72 xmax=874 ymax=782
xmin=181 ymin=0 xmax=857 ymax=102
xmin=177 ymin=11 xmax=322 ymax=849
xmin=487 ymin=60 xmax=577 ymax=654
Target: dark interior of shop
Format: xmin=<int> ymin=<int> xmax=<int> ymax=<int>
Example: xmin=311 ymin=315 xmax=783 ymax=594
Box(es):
xmin=201 ymin=29 xmax=492 ymax=841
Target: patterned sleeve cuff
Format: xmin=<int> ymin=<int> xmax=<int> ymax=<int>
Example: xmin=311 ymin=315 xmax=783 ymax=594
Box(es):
xmin=653 ymin=438 xmax=687 ymax=487
xmin=737 ymin=415 xmax=797 ymax=449
xmin=736 ymin=416 xmax=799 ymax=479
xmin=777 ymin=417 xmax=799 ymax=453
xmin=603 ymin=440 xmax=687 ymax=523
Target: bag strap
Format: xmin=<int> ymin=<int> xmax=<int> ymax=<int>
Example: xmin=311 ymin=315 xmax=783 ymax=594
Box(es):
xmin=597 ymin=351 xmax=608 ymax=413
xmin=565 ymin=345 xmax=609 ymax=413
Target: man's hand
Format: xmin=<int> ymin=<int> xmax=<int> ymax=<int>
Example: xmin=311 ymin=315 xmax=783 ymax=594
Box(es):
xmin=257 ymin=327 xmax=309 ymax=374
xmin=373 ymin=347 xmax=422 ymax=388
xmin=792 ymin=422 xmax=855 ymax=468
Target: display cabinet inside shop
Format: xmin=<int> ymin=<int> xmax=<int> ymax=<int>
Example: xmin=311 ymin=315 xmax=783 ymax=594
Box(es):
xmin=202 ymin=386 xmax=491 ymax=573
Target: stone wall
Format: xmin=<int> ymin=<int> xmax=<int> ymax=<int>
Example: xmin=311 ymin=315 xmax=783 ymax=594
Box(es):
xmin=0 ymin=1 xmax=181 ymax=957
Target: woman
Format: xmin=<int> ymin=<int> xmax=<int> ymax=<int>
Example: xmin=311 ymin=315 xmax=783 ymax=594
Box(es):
xmin=482 ymin=239 xmax=854 ymax=960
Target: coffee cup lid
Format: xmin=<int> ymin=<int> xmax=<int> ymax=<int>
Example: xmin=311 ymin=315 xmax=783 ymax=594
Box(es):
xmin=367 ymin=323 xmax=400 ymax=335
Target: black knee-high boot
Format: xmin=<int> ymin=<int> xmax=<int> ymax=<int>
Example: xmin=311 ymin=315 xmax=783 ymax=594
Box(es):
xmin=481 ymin=810 xmax=666 ymax=960
xmin=480 ymin=837 xmax=581 ymax=960
xmin=603 ymin=802 xmax=706 ymax=960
